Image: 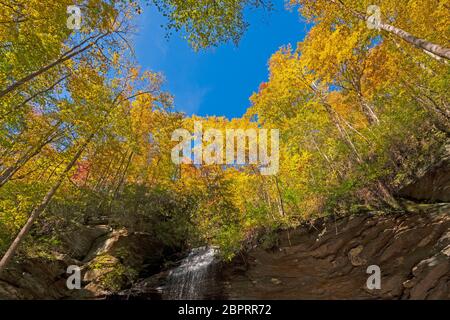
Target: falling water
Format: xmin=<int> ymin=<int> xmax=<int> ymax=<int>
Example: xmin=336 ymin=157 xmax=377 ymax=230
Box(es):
xmin=164 ymin=247 xmax=219 ymax=300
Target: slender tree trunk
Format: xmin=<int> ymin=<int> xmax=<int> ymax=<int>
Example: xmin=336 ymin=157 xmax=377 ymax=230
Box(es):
xmin=94 ymin=157 xmax=114 ymax=192
xmin=330 ymin=0 xmax=450 ymax=61
xmin=0 ymin=134 xmax=93 ymax=275
xmin=0 ymin=126 xmax=61 ymax=188
xmin=107 ymin=151 xmax=128 ymax=194
xmin=378 ymin=23 xmax=450 ymax=61
xmin=311 ymin=137 xmax=344 ymax=178
xmin=357 ymin=94 xmax=379 ymax=125
xmin=304 ymin=76 xmax=363 ymax=163
xmin=0 ymin=87 xmax=130 ymax=273
xmin=0 ymin=75 xmax=70 ymax=120
xmin=323 ymin=102 xmax=363 ymax=163
xmin=113 ymin=151 xmax=133 ymax=199
xmin=274 ymin=177 xmax=286 ymax=217
xmin=0 ymin=34 xmax=107 ymax=99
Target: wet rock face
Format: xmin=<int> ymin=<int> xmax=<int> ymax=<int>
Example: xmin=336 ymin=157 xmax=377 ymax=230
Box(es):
xmin=221 ymin=204 xmax=450 ymax=300
xmin=399 ymin=164 xmax=450 ymax=202
xmin=398 ymin=143 xmax=450 ymax=202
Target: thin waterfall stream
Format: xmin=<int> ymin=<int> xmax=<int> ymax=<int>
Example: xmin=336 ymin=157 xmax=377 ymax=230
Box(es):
xmin=163 ymin=247 xmax=219 ymax=300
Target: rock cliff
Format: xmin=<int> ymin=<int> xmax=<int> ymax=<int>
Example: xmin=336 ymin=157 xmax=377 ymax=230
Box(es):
xmin=219 ymin=203 xmax=449 ymax=299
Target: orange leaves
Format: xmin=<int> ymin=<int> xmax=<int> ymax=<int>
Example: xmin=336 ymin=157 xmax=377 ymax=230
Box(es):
xmin=258 ymin=82 xmax=268 ymax=91
xmin=327 ymin=91 xmax=367 ymax=129
xmin=71 ymin=160 xmax=91 ymax=185
xmin=361 ymin=44 xmax=399 ymax=98
xmin=130 ymin=67 xmax=140 ymax=81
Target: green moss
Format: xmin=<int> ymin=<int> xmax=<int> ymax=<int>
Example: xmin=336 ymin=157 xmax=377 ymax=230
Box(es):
xmin=89 ymin=254 xmax=138 ymax=292
xmin=98 ymin=264 xmax=138 ymax=292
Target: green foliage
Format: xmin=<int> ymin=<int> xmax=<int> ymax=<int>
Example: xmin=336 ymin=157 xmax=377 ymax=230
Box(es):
xmin=151 ymin=0 xmax=272 ymax=50
xmin=90 ymin=254 xmax=139 ymax=292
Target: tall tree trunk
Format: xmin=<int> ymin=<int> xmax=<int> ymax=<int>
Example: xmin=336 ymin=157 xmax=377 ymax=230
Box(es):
xmin=311 ymin=137 xmax=344 ymax=178
xmin=0 ymin=125 xmax=62 ymax=188
xmin=0 ymin=33 xmax=108 ymax=99
xmin=0 ymin=75 xmax=70 ymax=120
xmin=357 ymin=94 xmax=379 ymax=125
xmin=0 ymin=134 xmax=93 ymax=275
xmin=304 ymin=75 xmax=363 ymax=163
xmin=274 ymin=177 xmax=286 ymax=217
xmin=0 ymin=88 xmax=128 ymax=274
xmin=113 ymin=151 xmax=133 ymax=199
xmin=322 ymin=102 xmax=363 ymax=163
xmin=330 ymin=0 xmax=450 ymax=61
xmin=378 ymin=22 xmax=450 ymax=61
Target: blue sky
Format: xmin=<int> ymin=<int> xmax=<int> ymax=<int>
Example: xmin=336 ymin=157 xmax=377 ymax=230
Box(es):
xmin=133 ymin=2 xmax=310 ymax=119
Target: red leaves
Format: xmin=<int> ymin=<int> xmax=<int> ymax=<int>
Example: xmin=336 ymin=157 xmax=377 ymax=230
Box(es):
xmin=71 ymin=160 xmax=90 ymax=185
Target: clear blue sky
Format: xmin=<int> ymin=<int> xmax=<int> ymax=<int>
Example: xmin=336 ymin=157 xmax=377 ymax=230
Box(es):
xmin=133 ymin=2 xmax=310 ymax=119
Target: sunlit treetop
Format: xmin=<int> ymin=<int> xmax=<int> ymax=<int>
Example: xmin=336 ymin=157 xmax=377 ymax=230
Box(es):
xmin=149 ymin=0 xmax=273 ymax=50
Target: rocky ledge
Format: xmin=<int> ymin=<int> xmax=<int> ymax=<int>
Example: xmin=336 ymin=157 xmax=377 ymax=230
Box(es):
xmin=0 ymin=225 xmax=170 ymax=299
xmin=126 ymin=202 xmax=449 ymax=300
xmin=1 ymin=202 xmax=449 ymax=300
xmin=220 ymin=202 xmax=449 ymax=299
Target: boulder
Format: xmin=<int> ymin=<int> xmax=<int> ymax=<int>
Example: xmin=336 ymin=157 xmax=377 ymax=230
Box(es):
xmin=0 ymin=226 xmax=167 ymax=299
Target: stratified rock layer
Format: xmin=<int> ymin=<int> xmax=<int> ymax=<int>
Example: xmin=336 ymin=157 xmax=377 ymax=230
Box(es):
xmin=398 ymin=143 xmax=450 ymax=202
xmin=221 ymin=203 xmax=449 ymax=300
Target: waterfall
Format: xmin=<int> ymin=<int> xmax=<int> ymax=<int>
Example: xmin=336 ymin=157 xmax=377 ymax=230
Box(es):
xmin=164 ymin=247 xmax=219 ymax=300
